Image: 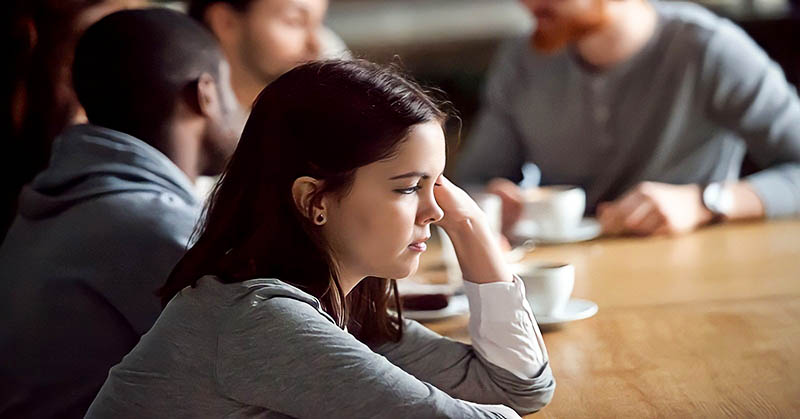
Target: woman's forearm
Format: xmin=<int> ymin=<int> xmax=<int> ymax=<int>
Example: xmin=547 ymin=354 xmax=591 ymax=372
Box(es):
xmin=442 ymin=214 xmax=512 ymax=284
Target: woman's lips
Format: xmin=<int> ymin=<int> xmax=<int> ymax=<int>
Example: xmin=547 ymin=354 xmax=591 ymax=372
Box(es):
xmin=408 ymin=242 xmax=427 ymax=252
xmin=408 ymin=237 xmax=430 ymax=252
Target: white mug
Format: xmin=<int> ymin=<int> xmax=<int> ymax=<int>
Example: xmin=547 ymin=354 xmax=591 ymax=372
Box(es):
xmin=522 ymin=186 xmax=585 ymax=237
xmin=472 ymin=192 xmax=502 ymax=235
xmin=515 ymin=262 xmax=575 ymax=317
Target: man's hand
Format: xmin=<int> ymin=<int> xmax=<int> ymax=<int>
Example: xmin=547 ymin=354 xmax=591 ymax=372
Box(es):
xmin=597 ymin=182 xmax=713 ymax=236
xmin=485 ymin=177 xmax=524 ymax=237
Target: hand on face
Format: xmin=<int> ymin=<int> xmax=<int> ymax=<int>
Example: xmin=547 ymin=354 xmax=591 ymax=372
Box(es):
xmin=597 ymin=182 xmax=713 ymax=236
xmin=431 ymin=175 xmax=484 ymax=233
xmin=432 ymin=176 xmax=513 ymax=283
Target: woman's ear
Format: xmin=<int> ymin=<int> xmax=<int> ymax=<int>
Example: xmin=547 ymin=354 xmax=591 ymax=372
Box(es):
xmin=292 ymin=176 xmax=327 ymax=224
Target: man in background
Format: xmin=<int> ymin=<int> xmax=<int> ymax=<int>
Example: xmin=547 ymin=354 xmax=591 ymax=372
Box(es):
xmin=0 ymin=8 xmax=245 ymax=417
xmin=456 ymin=0 xmax=800 ymax=236
xmin=188 ymin=0 xmax=334 ymax=108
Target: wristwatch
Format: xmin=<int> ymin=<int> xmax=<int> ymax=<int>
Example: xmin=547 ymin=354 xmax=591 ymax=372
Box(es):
xmin=701 ymin=182 xmax=734 ymax=223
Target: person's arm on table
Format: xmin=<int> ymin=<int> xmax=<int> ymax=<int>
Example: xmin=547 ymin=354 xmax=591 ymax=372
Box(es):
xmin=598 ymin=21 xmax=800 ymax=236
xmin=596 ymin=181 xmax=766 ymax=235
xmin=704 ymin=20 xmax=800 ymax=219
xmin=217 ymin=297 xmax=521 ymax=419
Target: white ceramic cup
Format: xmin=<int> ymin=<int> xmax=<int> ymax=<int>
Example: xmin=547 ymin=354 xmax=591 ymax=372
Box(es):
xmin=515 ymin=262 xmax=575 ymax=317
xmin=522 ymin=186 xmax=586 ymax=237
xmin=472 ymin=192 xmax=502 ymax=235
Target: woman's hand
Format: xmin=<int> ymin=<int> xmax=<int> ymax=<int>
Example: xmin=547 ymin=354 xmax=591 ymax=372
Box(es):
xmin=433 ymin=176 xmax=513 ymax=284
xmin=432 ymin=176 xmax=486 ymax=233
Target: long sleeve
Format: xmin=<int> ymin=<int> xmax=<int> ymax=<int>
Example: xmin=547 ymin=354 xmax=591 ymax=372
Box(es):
xmin=463 ymin=277 xmax=548 ymax=379
xmin=374 ymin=280 xmax=555 ymax=416
xmin=455 ymin=41 xmax=528 ymax=186
xmin=215 ymin=296 xmax=525 ymax=419
xmin=702 ymin=20 xmax=800 ymax=217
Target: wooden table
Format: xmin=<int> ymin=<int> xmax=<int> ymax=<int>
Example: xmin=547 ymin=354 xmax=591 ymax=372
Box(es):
xmin=419 ymin=220 xmax=800 ymax=418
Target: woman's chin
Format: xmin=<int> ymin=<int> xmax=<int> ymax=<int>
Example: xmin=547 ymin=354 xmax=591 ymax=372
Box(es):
xmin=366 ymin=251 xmax=422 ymax=280
xmin=385 ymin=259 xmax=420 ymax=280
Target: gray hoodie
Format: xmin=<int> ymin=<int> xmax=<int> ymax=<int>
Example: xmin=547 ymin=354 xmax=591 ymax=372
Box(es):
xmin=0 ymin=124 xmax=201 ymax=418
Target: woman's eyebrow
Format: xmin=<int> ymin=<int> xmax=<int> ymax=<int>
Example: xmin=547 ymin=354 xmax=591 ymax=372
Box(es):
xmin=389 ymin=171 xmax=429 ymax=180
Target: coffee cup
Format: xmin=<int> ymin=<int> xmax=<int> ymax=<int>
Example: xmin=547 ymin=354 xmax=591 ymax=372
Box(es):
xmin=472 ymin=192 xmax=502 ymax=235
xmin=522 ymin=186 xmax=585 ymax=237
xmin=515 ymin=262 xmax=575 ymax=317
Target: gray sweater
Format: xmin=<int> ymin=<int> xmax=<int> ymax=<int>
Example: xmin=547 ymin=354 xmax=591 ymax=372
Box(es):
xmin=87 ymin=277 xmax=555 ymax=418
xmin=456 ymin=2 xmax=800 ymax=216
xmin=0 ymin=125 xmax=200 ymax=417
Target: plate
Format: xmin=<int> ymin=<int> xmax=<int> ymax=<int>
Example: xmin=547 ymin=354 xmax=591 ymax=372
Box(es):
xmin=513 ymin=218 xmax=602 ymax=244
xmin=534 ymin=298 xmax=598 ymax=326
xmin=402 ymin=294 xmax=469 ymax=321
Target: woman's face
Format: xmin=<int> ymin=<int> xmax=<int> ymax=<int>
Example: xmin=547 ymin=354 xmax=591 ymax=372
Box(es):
xmin=322 ymin=121 xmax=446 ymax=288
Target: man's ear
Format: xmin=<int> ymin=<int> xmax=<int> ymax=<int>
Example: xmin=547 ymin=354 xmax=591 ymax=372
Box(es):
xmin=292 ymin=176 xmax=328 ymax=223
xmin=195 ymin=72 xmax=220 ymax=118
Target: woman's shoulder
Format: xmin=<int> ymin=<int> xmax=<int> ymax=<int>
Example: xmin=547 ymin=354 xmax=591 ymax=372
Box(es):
xmin=213 ymin=278 xmax=366 ymax=374
xmin=206 ymin=276 xmax=338 ymax=329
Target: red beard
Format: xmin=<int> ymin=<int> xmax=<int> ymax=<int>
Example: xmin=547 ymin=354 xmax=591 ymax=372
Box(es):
xmin=531 ymin=3 xmax=609 ymax=53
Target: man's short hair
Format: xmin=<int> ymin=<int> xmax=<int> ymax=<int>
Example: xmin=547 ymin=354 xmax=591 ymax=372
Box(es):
xmin=187 ymin=0 xmax=256 ymax=25
xmin=73 ymin=8 xmax=224 ymax=137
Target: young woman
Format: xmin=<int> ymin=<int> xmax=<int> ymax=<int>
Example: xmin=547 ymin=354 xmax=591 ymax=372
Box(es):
xmin=87 ymin=60 xmax=554 ymax=418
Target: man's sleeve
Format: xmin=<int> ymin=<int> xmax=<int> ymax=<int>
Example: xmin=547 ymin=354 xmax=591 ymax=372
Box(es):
xmin=703 ymin=20 xmax=800 ymax=217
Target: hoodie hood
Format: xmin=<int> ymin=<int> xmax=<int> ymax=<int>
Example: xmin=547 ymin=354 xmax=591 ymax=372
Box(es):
xmin=19 ymin=124 xmax=199 ymax=220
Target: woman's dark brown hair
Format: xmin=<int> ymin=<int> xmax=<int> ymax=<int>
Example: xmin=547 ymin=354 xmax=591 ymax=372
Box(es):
xmin=159 ymin=59 xmax=447 ymax=345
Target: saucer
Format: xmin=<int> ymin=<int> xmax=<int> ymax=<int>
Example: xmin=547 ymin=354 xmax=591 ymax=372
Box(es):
xmin=403 ymin=294 xmax=469 ymax=321
xmin=513 ymin=218 xmax=602 ymax=244
xmin=534 ymin=298 xmax=598 ymax=326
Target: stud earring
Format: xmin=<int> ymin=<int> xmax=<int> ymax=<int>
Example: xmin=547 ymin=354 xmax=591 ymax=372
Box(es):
xmin=315 ymin=213 xmax=326 ymax=224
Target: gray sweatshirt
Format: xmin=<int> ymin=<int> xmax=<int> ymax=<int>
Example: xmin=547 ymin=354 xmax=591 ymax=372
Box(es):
xmin=87 ymin=277 xmax=555 ymax=418
xmin=456 ymin=1 xmax=800 ymax=216
xmin=0 ymin=124 xmax=201 ymax=417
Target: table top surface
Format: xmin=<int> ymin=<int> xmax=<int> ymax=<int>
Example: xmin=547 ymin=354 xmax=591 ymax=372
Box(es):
xmin=417 ymin=220 xmax=800 ymax=418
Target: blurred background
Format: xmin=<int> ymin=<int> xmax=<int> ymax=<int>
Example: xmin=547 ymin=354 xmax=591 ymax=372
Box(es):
xmin=121 ymin=0 xmax=800 ymax=158
xmin=148 ymin=0 xmax=798 ymax=148
xmin=321 ymin=0 xmax=800 ymax=169
xmin=324 ymin=0 xmax=792 ymax=143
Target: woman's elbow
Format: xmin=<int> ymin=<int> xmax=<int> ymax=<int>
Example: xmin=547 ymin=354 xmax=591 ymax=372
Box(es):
xmin=506 ymin=365 xmax=556 ymax=415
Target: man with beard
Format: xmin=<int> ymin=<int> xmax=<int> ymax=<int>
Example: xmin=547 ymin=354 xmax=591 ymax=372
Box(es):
xmin=456 ymin=0 xmax=800 ymax=237
xmin=188 ymin=0 xmax=333 ymax=109
xmin=0 ymin=9 xmax=245 ymax=417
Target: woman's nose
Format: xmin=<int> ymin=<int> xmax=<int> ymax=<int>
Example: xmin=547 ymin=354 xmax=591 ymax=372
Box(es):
xmin=418 ymin=194 xmax=444 ymax=225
